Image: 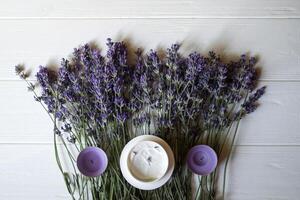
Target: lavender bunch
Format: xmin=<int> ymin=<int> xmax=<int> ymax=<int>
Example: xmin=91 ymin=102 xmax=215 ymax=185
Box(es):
xmin=16 ymin=40 xmax=136 ymax=200
xmin=127 ymin=46 xmax=265 ymax=199
xmin=16 ymin=39 xmax=265 ymax=200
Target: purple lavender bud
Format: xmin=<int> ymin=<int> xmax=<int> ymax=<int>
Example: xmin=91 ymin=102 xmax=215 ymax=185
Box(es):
xmin=114 ymin=96 xmax=125 ymax=107
xmin=187 ymin=145 xmax=218 ymax=175
xmin=139 ymin=74 xmax=147 ymax=86
xmin=240 ymin=54 xmax=246 ymax=63
xmin=63 ymin=89 xmax=77 ymax=102
xmin=58 ymin=63 xmax=69 ymax=81
xmin=36 ymin=66 xmax=50 ymax=88
xmin=217 ymin=64 xmax=227 ymax=88
xmin=116 ymin=112 xmax=127 ymax=123
xmin=241 ymin=86 xmax=266 ymax=114
xmin=55 ymin=111 xmax=64 ymax=120
xmin=77 ymin=147 xmax=108 ymax=177
xmin=147 ymin=50 xmax=160 ymax=73
xmin=243 ymin=103 xmax=257 ymax=114
xmin=248 ymin=86 xmax=266 ymax=102
xmin=249 ymin=56 xmax=257 ymax=66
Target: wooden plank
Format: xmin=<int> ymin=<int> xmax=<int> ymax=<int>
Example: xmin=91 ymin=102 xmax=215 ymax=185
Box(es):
xmin=225 ymin=145 xmax=300 ymax=200
xmin=0 ymin=81 xmax=53 ymax=143
xmin=0 ymin=0 xmax=299 ymax=18
xmin=0 ymin=81 xmax=299 ymax=145
xmin=0 ymin=144 xmax=69 ymax=199
xmin=1 ymin=19 xmax=300 ymax=81
xmin=0 ymin=144 xmax=298 ymax=199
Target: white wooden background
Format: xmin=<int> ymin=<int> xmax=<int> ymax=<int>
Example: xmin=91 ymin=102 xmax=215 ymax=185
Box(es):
xmin=1 ymin=0 xmax=300 ymax=199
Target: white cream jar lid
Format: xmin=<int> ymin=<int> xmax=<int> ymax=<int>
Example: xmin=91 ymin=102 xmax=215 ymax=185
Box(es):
xmin=120 ymin=135 xmax=175 ymax=190
xmin=128 ymin=141 xmax=169 ymax=182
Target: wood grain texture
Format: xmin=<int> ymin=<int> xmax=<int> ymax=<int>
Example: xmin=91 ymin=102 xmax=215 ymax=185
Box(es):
xmin=225 ymin=145 xmax=300 ymax=200
xmin=1 ymin=81 xmax=300 ymax=146
xmin=0 ymin=144 xmax=69 ymax=200
xmin=0 ymin=144 xmax=299 ymax=199
xmin=1 ymin=19 xmax=300 ymax=81
xmin=0 ymin=0 xmax=299 ymax=18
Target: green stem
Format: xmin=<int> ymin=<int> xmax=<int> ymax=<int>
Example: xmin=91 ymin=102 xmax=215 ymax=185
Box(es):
xmin=222 ymin=118 xmax=241 ymax=200
xmin=194 ymin=176 xmax=202 ymax=200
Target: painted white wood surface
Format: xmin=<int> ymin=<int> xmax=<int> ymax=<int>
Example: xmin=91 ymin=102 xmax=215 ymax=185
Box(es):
xmin=1 ymin=19 xmax=300 ymax=81
xmin=0 ymin=0 xmax=300 ymax=18
xmin=0 ymin=0 xmax=299 ymax=199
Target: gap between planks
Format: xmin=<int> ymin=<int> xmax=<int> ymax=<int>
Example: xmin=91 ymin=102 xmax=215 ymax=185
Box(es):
xmin=0 ymin=16 xmax=300 ymax=20
xmin=0 ymin=142 xmax=299 ymax=146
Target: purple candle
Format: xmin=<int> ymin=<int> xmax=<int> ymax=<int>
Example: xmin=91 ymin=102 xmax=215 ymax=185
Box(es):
xmin=187 ymin=145 xmax=217 ymax=175
xmin=77 ymin=147 xmax=108 ymax=177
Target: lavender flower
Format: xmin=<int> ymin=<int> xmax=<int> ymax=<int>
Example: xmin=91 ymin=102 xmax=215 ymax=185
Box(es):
xmin=242 ymin=86 xmax=266 ymax=114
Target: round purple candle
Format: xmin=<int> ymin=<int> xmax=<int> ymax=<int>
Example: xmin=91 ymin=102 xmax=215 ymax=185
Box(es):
xmin=77 ymin=147 xmax=108 ymax=177
xmin=187 ymin=145 xmax=217 ymax=175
